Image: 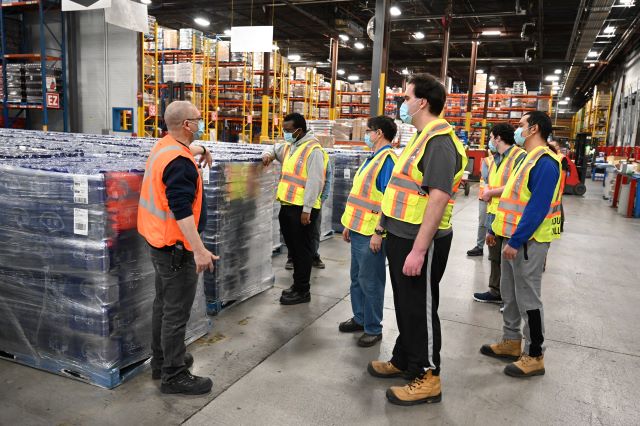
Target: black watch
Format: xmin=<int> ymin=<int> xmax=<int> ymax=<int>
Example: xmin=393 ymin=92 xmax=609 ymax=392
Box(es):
xmin=374 ymin=228 xmax=386 ymax=236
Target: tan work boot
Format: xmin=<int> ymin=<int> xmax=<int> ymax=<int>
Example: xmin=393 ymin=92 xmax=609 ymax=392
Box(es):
xmin=504 ymin=354 xmax=545 ymax=377
xmin=367 ymin=361 xmax=404 ymax=378
xmin=480 ymin=339 xmax=522 ymax=361
xmin=386 ymin=370 xmax=442 ymax=406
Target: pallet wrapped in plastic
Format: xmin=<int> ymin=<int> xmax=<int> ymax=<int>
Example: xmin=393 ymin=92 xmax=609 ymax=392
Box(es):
xmin=0 ymin=129 xmax=210 ymax=388
xmin=199 ymin=148 xmax=275 ymax=314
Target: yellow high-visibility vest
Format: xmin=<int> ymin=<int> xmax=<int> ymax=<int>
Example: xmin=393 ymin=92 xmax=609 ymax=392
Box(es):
xmin=486 ymin=146 xmax=526 ymax=214
xmin=381 ymin=119 xmax=468 ymax=230
xmin=492 ymin=145 xmax=563 ymax=242
xmin=276 ymin=140 xmax=328 ymax=209
xmin=341 ymin=148 xmax=397 ymax=236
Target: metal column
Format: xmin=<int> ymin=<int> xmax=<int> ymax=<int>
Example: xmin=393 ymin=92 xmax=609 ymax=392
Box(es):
xmin=370 ymin=0 xmax=390 ymax=117
xmin=329 ymin=38 xmax=339 ymax=120
xmin=465 ymin=40 xmax=479 ymax=135
xmin=260 ymin=52 xmax=270 ymax=142
xmin=440 ymin=0 xmax=452 ymax=83
xmin=0 ymin=6 xmax=8 ymax=128
xmin=480 ymin=67 xmax=491 ymax=149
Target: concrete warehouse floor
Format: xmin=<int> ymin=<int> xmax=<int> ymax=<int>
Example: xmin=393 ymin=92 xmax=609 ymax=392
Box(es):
xmin=1 ymin=179 xmax=639 ymax=425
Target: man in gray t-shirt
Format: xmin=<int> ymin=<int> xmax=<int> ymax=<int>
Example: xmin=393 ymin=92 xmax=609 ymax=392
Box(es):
xmin=366 ymin=74 xmax=467 ymax=408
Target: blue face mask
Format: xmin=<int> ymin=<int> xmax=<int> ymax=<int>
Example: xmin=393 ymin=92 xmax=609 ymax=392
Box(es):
xmin=399 ymin=102 xmax=412 ymax=124
xmin=364 ymin=132 xmax=375 ymax=149
xmin=190 ymin=120 xmax=205 ymax=140
xmin=488 ymin=140 xmax=498 ymax=153
xmin=514 ymin=127 xmax=527 ymax=147
xmin=283 ymin=132 xmax=295 ymax=143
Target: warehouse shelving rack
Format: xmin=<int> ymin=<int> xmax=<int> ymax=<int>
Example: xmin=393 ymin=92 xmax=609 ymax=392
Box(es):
xmin=0 ymin=0 xmax=68 ymax=131
xmin=253 ymin=50 xmax=289 ymax=142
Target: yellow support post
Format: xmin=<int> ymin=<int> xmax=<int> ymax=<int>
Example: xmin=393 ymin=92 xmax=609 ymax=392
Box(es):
xmin=153 ymin=23 xmax=159 ymax=138
xmin=377 ymin=73 xmax=386 ymax=116
xmin=465 ymin=111 xmax=472 ymax=134
xmin=480 ymin=119 xmax=487 ymax=150
xmin=139 ymin=30 xmax=145 ymax=137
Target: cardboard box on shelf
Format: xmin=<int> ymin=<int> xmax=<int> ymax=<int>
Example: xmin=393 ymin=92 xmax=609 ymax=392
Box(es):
xmin=162 ymin=29 xmax=179 ymax=49
xmin=316 ymin=135 xmax=335 ymax=148
xmin=218 ymin=41 xmax=230 ymax=62
xmin=341 ymin=94 xmax=352 ymax=104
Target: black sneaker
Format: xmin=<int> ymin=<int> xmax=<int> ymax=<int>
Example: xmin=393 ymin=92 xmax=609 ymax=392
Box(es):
xmin=285 ymin=258 xmax=294 ymax=270
xmin=473 ymin=291 xmax=502 ymax=304
xmin=467 ymin=247 xmax=483 ymax=256
xmin=280 ymin=290 xmax=310 ymax=305
xmin=312 ymin=257 xmax=326 ymax=269
xmin=357 ymin=333 xmax=382 ymax=347
xmin=338 ymin=318 xmax=364 ymax=333
xmin=160 ymin=371 xmax=212 ymax=395
xmin=152 ymin=353 xmax=194 ymax=380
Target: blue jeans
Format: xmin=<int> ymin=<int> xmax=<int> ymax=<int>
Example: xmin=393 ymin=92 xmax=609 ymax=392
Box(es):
xmin=349 ymin=231 xmax=386 ymax=335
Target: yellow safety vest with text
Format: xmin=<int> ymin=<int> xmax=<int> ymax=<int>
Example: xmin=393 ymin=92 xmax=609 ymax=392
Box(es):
xmin=341 ymin=148 xmax=397 ymax=236
xmin=486 ymin=146 xmax=526 ymax=214
xmin=492 ymin=145 xmax=563 ymax=242
xmin=276 ymin=140 xmax=328 ymax=210
xmin=381 ymin=119 xmax=468 ymax=229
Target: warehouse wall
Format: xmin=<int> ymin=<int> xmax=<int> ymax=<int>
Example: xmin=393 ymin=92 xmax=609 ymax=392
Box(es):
xmin=609 ymin=47 xmax=640 ymax=147
xmin=71 ymin=10 xmax=138 ymax=135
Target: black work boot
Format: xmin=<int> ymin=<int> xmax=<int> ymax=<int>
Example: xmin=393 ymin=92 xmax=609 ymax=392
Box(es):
xmin=280 ymin=290 xmax=311 ymax=305
xmin=160 ymin=371 xmax=212 ymax=395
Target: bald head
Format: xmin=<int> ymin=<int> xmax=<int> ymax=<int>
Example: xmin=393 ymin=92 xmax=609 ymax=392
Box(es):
xmin=164 ymin=101 xmax=199 ymax=131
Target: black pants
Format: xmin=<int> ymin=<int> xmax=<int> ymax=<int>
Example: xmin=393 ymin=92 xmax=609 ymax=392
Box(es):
xmin=279 ymin=204 xmax=319 ymax=292
xmin=488 ymin=235 xmax=504 ymax=297
xmin=289 ymin=208 xmax=322 ymax=260
xmin=387 ymin=232 xmax=453 ymax=377
xmin=150 ymin=247 xmax=198 ymax=382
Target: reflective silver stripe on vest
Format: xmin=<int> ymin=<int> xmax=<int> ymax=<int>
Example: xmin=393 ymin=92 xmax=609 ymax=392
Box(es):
xmin=388 ymin=175 xmax=423 ymax=192
xmin=498 ymin=201 xmax=526 ymax=214
xmin=346 ymin=195 xmax=380 ymax=212
xmin=280 ymin=174 xmax=307 ymax=187
xmin=139 ymin=145 xmax=183 ymax=220
xmin=392 ymin=191 xmax=408 ymax=218
xmin=350 ymin=209 xmax=364 ymax=230
xmin=360 ymin=152 xmax=389 ymax=197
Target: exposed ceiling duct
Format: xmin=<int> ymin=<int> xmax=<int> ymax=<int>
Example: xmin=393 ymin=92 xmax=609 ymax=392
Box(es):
xmin=561 ymin=0 xmax=616 ymax=97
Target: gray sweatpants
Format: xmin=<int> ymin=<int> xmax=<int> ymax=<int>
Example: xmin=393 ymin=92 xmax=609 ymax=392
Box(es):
xmin=476 ymin=200 xmax=488 ymax=249
xmin=500 ymin=239 xmax=549 ymax=357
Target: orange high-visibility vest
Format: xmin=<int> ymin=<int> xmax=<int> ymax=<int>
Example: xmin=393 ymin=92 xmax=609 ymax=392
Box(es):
xmin=486 ymin=145 xmax=526 ymax=215
xmin=138 ymin=135 xmax=203 ymax=251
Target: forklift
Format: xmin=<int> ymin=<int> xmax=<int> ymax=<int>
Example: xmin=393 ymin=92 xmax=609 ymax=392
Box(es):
xmin=564 ymin=132 xmax=590 ymax=196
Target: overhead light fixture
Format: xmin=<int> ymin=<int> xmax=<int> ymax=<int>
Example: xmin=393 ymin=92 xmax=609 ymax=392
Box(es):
xmin=558 ymin=100 xmax=568 ymax=105
xmin=545 ymin=75 xmax=560 ymax=82
xmin=141 ymin=0 xmax=152 ymax=4
xmin=288 ymin=54 xmax=301 ymax=61
xmin=390 ymin=6 xmax=401 ymax=16
xmin=589 ymin=63 xmax=596 ymax=68
xmin=618 ymin=0 xmax=634 ymax=5
xmin=489 ymin=75 xmax=496 ymax=81
xmin=476 ymin=69 xmax=485 ymax=74
xmin=348 ymin=75 xmax=359 ymax=81
xmin=481 ymin=30 xmax=502 ymax=36
xmin=402 ymin=68 xmax=409 ymax=75
xmin=339 ymin=34 xmax=349 ymax=41
xmin=413 ymin=32 xmax=425 ymax=40
xmin=224 ymin=29 xmax=232 ymax=36
xmin=194 ymin=17 xmax=210 ymax=27
xmin=354 ymin=41 xmax=365 ymax=49
xmin=604 ymin=26 xmax=616 ymax=33
xmin=587 ymin=51 xmax=599 ymax=58
xmin=337 ymin=69 xmax=345 ymax=75
xmin=565 ymin=97 xmax=570 ymax=101
xmin=554 ymin=69 xmax=562 ymax=74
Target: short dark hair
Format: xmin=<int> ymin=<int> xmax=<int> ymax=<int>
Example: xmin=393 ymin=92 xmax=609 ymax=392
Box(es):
xmin=523 ymin=111 xmax=552 ymax=141
xmin=283 ymin=113 xmax=307 ymax=132
xmin=407 ymin=73 xmax=446 ymax=116
xmin=491 ymin=123 xmax=515 ymax=145
xmin=367 ymin=115 xmax=397 ymax=142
